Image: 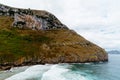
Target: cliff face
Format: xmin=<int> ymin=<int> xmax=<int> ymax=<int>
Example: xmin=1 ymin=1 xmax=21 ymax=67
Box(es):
xmin=0 ymin=4 xmax=108 ymax=70
xmin=0 ymin=4 xmax=68 ymax=30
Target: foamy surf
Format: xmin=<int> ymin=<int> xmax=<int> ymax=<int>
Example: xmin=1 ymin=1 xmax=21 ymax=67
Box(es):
xmin=2 ymin=55 xmax=120 ymax=80
xmin=41 ymin=64 xmax=69 ymax=80
xmin=5 ymin=64 xmax=89 ymax=80
xmin=5 ymin=64 xmax=52 ymax=80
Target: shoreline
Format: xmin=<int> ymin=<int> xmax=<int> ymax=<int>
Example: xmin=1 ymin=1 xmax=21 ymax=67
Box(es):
xmin=0 ymin=59 xmax=108 ymax=71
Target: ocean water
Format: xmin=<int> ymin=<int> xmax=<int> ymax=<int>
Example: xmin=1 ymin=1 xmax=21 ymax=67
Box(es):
xmin=0 ymin=54 xmax=120 ymax=80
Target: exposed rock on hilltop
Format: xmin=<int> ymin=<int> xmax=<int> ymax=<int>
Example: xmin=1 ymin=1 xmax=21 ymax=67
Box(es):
xmin=0 ymin=3 xmax=68 ymax=30
xmin=0 ymin=4 xmax=108 ymax=70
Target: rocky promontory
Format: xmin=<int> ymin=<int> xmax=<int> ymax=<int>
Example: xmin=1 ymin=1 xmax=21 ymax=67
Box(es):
xmin=0 ymin=4 xmax=108 ymax=70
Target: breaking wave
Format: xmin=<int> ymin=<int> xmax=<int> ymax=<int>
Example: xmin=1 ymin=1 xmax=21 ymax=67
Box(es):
xmin=3 ymin=55 xmax=120 ymax=80
xmin=5 ymin=64 xmax=89 ymax=80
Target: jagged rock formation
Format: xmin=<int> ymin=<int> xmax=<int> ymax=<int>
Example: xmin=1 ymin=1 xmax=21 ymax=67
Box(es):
xmin=13 ymin=14 xmax=43 ymax=30
xmin=0 ymin=3 xmax=68 ymax=30
xmin=0 ymin=4 xmax=108 ymax=70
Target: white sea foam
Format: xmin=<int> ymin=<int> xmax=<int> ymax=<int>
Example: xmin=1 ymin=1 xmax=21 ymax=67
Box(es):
xmin=64 ymin=72 xmax=87 ymax=80
xmin=84 ymin=63 xmax=91 ymax=65
xmin=9 ymin=66 xmax=29 ymax=72
xmin=3 ymin=55 xmax=119 ymax=80
xmin=5 ymin=64 xmax=88 ymax=80
xmin=41 ymin=64 xmax=69 ymax=80
xmin=5 ymin=64 xmax=52 ymax=80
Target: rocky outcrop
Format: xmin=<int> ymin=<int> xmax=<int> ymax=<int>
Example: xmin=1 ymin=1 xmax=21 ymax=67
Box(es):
xmin=13 ymin=14 xmax=43 ymax=30
xmin=0 ymin=4 xmax=108 ymax=70
xmin=0 ymin=3 xmax=68 ymax=30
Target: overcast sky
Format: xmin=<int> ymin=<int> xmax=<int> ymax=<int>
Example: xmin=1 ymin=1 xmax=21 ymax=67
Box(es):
xmin=0 ymin=0 xmax=120 ymax=50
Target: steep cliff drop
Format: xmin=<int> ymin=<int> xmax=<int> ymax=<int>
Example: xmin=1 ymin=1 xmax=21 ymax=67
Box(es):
xmin=0 ymin=4 xmax=108 ymax=70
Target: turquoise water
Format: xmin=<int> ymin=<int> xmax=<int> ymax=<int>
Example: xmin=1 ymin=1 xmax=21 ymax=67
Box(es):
xmin=0 ymin=54 xmax=120 ymax=80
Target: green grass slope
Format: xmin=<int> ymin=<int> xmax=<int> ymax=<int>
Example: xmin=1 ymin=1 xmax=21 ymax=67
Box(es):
xmin=0 ymin=16 xmax=108 ymax=70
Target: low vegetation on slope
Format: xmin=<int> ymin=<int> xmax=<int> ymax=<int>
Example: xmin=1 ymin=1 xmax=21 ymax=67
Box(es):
xmin=0 ymin=16 xmax=108 ymax=70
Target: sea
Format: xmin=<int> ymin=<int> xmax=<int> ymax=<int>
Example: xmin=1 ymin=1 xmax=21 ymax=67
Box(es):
xmin=0 ymin=54 xmax=120 ymax=80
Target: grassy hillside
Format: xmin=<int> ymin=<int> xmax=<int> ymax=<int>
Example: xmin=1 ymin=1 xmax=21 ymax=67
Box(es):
xmin=0 ymin=16 xmax=108 ymax=70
